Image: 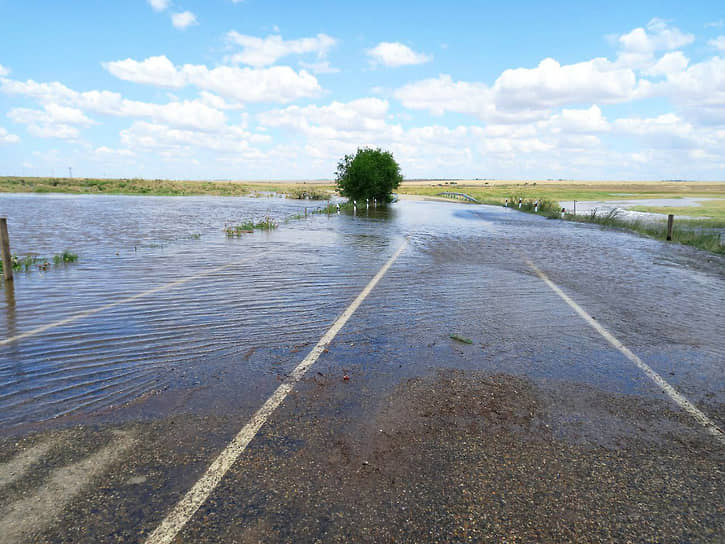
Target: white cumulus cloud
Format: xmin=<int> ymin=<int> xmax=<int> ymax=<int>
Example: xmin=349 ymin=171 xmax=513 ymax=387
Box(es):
xmin=613 ymin=113 xmax=698 ymax=149
xmin=0 ymin=127 xmax=19 ymax=144
xmin=225 ymin=32 xmax=336 ymax=67
xmin=616 ymin=18 xmax=694 ymax=70
xmin=643 ymin=51 xmax=689 ymax=77
xmin=103 ymin=56 xmax=322 ymax=104
xmin=259 ymin=98 xmax=389 ymax=135
xmin=549 ymin=105 xmax=611 ymax=133
xmin=619 ymin=18 xmax=694 ymax=54
xmin=148 ymin=0 xmax=170 ymax=12
xmin=27 ymin=124 xmax=81 ymax=140
xmin=366 ymin=42 xmax=431 ymax=67
xmin=493 ymin=57 xmax=640 ymax=110
xmin=120 ymin=121 xmax=263 ymax=157
xmin=394 ymin=75 xmax=495 ymax=118
xmin=171 ymin=11 xmax=197 ymax=30
xmin=7 ymin=103 xmax=95 ymax=140
xmin=1 ymin=78 xmax=228 ymax=131
xmin=394 ymin=58 xmax=640 ymax=124
xmin=709 ymin=36 xmax=725 ymax=51
xmin=8 ymin=103 xmax=96 ymax=127
xmin=0 ymin=64 xmax=10 ymax=76
xmin=648 ymin=56 xmax=725 ymax=125
xmin=103 ymin=56 xmax=186 ymax=87
xmin=298 ymin=60 xmax=340 ymax=74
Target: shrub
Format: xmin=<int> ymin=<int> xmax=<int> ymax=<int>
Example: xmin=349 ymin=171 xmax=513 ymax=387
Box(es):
xmin=335 ymin=147 xmax=402 ymax=202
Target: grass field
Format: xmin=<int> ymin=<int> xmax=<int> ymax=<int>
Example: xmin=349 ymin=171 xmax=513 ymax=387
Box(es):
xmin=398 ymin=180 xmax=725 ymax=204
xmin=2 ymin=176 xmax=722 ymax=203
xmin=0 ymin=177 xmax=335 ymax=197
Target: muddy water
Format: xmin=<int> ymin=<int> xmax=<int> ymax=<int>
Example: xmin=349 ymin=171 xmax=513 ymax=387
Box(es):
xmin=0 ymin=194 xmax=723 ymax=431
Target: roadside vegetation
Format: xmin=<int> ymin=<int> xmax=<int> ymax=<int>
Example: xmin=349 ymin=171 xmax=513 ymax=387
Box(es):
xmin=225 ymin=216 xmax=278 ymax=236
xmin=0 ymin=251 xmax=78 ymax=272
xmin=459 ymin=193 xmax=724 ymax=255
xmin=503 ymin=196 xmax=560 ymax=216
xmin=565 ymin=209 xmax=724 ymax=254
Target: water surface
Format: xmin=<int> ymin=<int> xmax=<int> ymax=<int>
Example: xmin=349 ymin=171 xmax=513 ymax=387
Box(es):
xmin=1 ymin=194 xmax=723 ymax=430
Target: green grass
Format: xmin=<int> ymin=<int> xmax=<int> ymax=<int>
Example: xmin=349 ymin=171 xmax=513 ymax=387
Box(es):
xmin=1 ymin=251 xmax=79 ymax=272
xmin=502 ymin=195 xmax=560 ymax=215
xmin=450 ymin=334 xmax=473 ymax=344
xmin=225 ymin=216 xmax=278 ymax=236
xmin=565 ymin=210 xmax=724 ymax=254
xmin=53 ymin=251 xmax=78 ymax=265
xmin=225 ymin=222 xmax=255 ymax=236
xmin=253 ymin=216 xmax=278 ymax=230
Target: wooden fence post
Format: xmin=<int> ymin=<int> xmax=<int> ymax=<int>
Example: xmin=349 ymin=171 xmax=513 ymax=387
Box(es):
xmin=0 ymin=218 xmax=12 ymax=281
xmin=667 ymin=214 xmax=674 ymax=241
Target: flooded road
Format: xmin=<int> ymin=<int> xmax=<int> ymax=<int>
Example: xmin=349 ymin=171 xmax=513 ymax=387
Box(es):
xmin=0 ymin=194 xmax=723 ymax=542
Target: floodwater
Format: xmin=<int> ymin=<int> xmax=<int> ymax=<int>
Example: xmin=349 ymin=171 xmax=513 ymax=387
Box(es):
xmin=0 ymin=193 xmax=723 ymax=431
xmin=561 ymin=196 xmax=723 ymax=222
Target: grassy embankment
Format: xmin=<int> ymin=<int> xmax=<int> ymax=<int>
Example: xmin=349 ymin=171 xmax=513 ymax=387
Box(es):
xmin=0 ymin=176 xmax=335 ymax=198
xmin=401 ymin=181 xmax=725 ymax=254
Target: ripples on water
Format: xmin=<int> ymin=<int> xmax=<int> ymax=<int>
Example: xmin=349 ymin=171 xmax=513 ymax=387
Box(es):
xmin=1 ymin=194 xmax=723 ymax=428
xmin=0 ymin=194 xmax=404 ymax=426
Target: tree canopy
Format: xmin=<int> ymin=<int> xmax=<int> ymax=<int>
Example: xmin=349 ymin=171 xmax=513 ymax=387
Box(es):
xmin=335 ymin=147 xmax=402 ymax=202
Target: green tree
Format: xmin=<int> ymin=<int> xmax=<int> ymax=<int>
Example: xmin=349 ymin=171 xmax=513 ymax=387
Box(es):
xmin=335 ymin=147 xmax=402 ymax=202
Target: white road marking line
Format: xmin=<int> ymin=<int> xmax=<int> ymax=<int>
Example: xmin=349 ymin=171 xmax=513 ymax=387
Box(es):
xmin=0 ymin=431 xmax=135 ymax=544
xmin=145 ymin=238 xmax=408 ymax=544
xmin=0 ymin=440 xmax=55 ymax=488
xmin=526 ymin=259 xmax=725 ymax=445
xmin=0 ymin=261 xmax=244 ymax=347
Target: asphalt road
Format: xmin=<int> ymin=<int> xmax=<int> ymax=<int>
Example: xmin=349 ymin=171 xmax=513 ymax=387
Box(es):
xmin=1 ymin=200 xmax=723 ymax=543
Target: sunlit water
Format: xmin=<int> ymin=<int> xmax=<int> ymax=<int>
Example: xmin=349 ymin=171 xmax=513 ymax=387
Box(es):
xmin=0 ymin=194 xmax=723 ymax=429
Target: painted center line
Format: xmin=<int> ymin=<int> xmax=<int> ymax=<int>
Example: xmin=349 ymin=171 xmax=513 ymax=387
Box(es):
xmin=526 ymin=259 xmax=725 ymax=446
xmin=145 ymin=238 xmax=408 ymax=544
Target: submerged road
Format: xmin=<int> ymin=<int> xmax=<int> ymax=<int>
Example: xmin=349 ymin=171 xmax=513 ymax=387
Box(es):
xmin=1 ymin=199 xmax=723 ymax=543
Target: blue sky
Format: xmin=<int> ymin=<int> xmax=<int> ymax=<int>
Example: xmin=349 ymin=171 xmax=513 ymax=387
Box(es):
xmin=1 ymin=0 xmax=724 ymax=180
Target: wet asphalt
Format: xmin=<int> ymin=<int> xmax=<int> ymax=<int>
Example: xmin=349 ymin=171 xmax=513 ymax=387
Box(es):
xmin=1 ymin=198 xmax=724 ymax=543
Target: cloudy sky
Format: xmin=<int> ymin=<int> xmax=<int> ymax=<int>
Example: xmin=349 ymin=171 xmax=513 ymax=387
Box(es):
xmin=1 ymin=0 xmax=724 ymax=180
